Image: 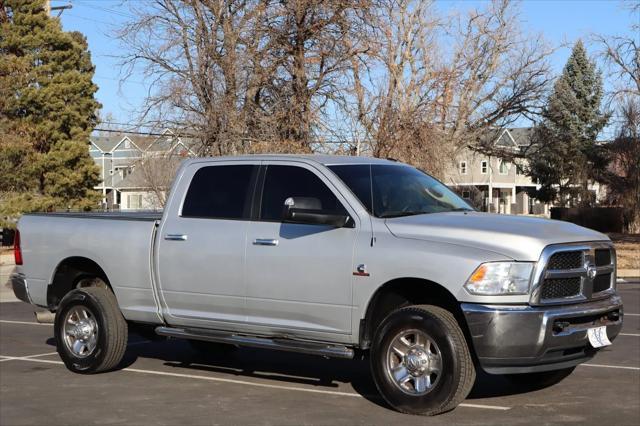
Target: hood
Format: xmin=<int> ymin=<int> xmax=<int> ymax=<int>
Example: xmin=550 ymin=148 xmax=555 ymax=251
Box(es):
xmin=384 ymin=212 xmax=609 ymax=261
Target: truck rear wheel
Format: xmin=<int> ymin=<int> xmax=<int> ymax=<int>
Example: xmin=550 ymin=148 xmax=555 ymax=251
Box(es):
xmin=54 ymin=287 xmax=128 ymax=374
xmin=370 ymin=305 xmax=475 ymax=415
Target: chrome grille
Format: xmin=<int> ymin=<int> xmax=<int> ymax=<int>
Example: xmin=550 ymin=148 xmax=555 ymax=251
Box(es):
xmin=531 ymin=243 xmax=616 ymax=305
xmin=593 ymin=273 xmax=612 ymax=293
xmin=541 ymin=278 xmax=581 ymax=299
xmin=547 ymin=251 xmax=583 ymax=270
xmin=595 ymin=249 xmax=611 ymax=266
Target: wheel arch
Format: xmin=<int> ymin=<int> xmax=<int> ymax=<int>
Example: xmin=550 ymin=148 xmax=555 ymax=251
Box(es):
xmin=48 ymin=256 xmax=113 ymax=310
xmin=359 ymin=277 xmax=468 ymax=350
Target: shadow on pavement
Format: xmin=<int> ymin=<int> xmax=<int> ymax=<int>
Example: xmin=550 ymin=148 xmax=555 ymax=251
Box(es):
xmin=70 ymin=334 xmax=573 ymax=407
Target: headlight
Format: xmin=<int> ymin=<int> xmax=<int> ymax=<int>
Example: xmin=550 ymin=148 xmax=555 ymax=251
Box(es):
xmin=464 ymin=262 xmax=534 ymax=295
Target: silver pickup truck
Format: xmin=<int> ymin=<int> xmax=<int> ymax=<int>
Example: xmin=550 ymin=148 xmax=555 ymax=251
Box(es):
xmin=12 ymin=155 xmax=623 ymax=415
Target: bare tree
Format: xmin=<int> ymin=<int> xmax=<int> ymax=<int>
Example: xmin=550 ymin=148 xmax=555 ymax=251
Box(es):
xmin=133 ymin=151 xmax=183 ymax=208
xmin=598 ymin=97 xmax=640 ymax=232
xmin=118 ymin=0 xmax=551 ymax=168
xmin=118 ymin=0 xmax=273 ymax=155
xmin=343 ymin=0 xmax=452 ymax=175
xmin=343 ymin=0 xmax=553 ymax=177
xmin=592 ymin=2 xmax=640 ymax=231
xmin=593 ymin=2 xmax=639 ymax=102
xmin=118 ymin=0 xmax=371 ymax=154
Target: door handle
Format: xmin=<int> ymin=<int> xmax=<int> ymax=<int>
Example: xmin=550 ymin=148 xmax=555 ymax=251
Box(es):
xmin=253 ymin=238 xmax=279 ymax=246
xmin=165 ymin=234 xmax=188 ymax=241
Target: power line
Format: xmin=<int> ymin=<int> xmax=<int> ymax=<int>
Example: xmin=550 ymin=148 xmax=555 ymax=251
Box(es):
xmin=75 ymin=3 xmax=136 ymax=19
xmin=93 ymin=128 xmax=195 ymax=137
xmin=92 ymin=128 xmax=353 ymax=145
xmin=63 ymin=12 xmax=115 ymax=25
xmin=94 ymin=75 xmax=148 ymax=85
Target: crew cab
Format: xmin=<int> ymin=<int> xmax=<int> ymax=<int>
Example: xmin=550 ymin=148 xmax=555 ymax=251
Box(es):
xmin=12 ymin=155 xmax=623 ymax=415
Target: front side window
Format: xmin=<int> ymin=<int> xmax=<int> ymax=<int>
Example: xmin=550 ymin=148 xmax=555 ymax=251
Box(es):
xmin=261 ymin=165 xmax=346 ymax=221
xmin=329 ymin=164 xmax=473 ymax=218
xmin=182 ymin=165 xmax=255 ymax=219
xmin=329 ymin=164 xmax=373 ymax=212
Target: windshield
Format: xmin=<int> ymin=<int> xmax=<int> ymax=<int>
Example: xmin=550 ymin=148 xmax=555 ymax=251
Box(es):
xmin=329 ymin=164 xmax=473 ymax=218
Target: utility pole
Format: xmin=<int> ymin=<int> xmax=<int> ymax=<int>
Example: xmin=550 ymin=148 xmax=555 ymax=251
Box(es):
xmin=45 ymin=0 xmax=72 ymax=17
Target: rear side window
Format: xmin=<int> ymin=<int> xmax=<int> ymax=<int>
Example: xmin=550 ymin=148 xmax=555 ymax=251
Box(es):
xmin=260 ymin=165 xmax=346 ymax=221
xmin=182 ymin=165 xmax=255 ymax=219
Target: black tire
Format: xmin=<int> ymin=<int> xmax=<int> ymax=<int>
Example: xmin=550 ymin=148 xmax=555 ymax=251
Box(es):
xmin=370 ymin=305 xmax=475 ymax=416
xmin=54 ymin=287 xmax=128 ymax=374
xmin=505 ymin=366 xmax=576 ymax=388
xmin=188 ymin=339 xmax=237 ymax=356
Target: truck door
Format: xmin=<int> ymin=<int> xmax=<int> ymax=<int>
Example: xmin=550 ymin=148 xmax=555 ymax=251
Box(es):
xmin=156 ymin=160 xmax=258 ymax=326
xmin=244 ymin=162 xmax=359 ymax=336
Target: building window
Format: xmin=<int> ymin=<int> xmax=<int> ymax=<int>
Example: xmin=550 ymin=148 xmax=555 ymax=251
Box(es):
xmin=127 ymin=194 xmax=142 ymax=210
xmin=462 ymin=190 xmax=470 ymax=199
xmin=499 ymin=160 xmax=508 ymax=175
xmin=459 ymin=161 xmax=467 ymax=175
xmin=481 ymin=160 xmax=488 ymax=174
xmin=114 ymin=166 xmax=132 ymax=179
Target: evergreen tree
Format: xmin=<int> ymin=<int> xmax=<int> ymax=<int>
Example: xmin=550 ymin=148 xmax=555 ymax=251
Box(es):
xmin=0 ymin=0 xmax=101 ymax=225
xmin=527 ymin=40 xmax=609 ymax=207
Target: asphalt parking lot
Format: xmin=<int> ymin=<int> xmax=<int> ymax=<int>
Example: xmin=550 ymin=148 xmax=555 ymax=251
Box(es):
xmin=1 ymin=282 xmax=639 ymax=425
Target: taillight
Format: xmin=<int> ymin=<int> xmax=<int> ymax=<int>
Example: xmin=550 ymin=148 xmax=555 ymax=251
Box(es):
xmin=14 ymin=229 xmax=23 ymax=265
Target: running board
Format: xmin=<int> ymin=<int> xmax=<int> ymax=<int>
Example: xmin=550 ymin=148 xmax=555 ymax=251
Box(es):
xmin=154 ymin=326 xmax=355 ymax=359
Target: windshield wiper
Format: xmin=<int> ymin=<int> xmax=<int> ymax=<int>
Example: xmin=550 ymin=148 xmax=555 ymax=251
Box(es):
xmin=378 ymin=211 xmax=430 ymax=218
xmin=380 ymin=208 xmax=473 ymax=218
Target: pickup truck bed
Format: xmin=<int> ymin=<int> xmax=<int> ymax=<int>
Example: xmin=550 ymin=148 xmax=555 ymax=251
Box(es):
xmin=26 ymin=211 xmax=163 ymax=221
xmin=18 ymin=212 xmax=162 ymax=324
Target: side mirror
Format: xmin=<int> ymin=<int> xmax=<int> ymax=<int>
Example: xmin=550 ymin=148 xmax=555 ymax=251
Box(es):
xmin=282 ymin=197 xmax=352 ymax=228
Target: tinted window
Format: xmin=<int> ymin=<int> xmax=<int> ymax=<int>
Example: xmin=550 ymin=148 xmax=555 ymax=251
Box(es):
xmin=328 ymin=165 xmax=373 ymax=212
xmin=329 ymin=164 xmax=472 ymax=218
xmin=182 ymin=165 xmax=255 ymax=219
xmin=260 ymin=165 xmax=346 ymax=221
xmin=370 ymin=165 xmax=472 ymax=217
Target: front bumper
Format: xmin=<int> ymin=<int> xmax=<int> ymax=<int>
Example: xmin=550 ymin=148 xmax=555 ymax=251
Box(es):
xmin=10 ymin=272 xmax=32 ymax=304
xmin=461 ymin=294 xmax=623 ymax=374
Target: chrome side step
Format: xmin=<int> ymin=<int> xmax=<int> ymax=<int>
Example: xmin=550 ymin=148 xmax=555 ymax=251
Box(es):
xmin=155 ymin=326 xmax=355 ymax=359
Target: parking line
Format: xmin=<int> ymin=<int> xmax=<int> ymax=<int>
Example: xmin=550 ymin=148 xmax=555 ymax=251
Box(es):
xmin=620 ymin=333 xmax=640 ymax=337
xmin=581 ymin=363 xmax=640 ymax=371
xmin=0 ymin=321 xmax=151 ymax=345
xmin=624 ymin=313 xmax=640 ymax=317
xmin=0 ymin=356 xmax=511 ymax=411
xmin=0 ymin=320 xmax=51 ymax=326
xmin=0 ymin=351 xmax=58 ymax=362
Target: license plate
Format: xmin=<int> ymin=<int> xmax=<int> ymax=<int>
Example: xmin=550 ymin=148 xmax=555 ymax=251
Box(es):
xmin=587 ymin=326 xmax=612 ymax=348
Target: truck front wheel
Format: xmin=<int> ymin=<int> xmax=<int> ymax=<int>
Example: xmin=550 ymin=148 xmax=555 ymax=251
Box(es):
xmin=370 ymin=305 xmax=475 ymax=415
xmin=54 ymin=287 xmax=128 ymax=374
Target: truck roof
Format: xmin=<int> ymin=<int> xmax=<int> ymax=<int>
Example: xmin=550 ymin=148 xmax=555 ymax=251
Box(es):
xmin=183 ymin=154 xmax=402 ymax=167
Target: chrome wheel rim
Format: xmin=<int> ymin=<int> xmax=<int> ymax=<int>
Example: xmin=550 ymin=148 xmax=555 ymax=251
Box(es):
xmin=62 ymin=306 xmax=98 ymax=358
xmin=385 ymin=329 xmax=442 ymax=396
